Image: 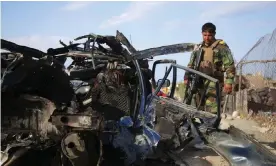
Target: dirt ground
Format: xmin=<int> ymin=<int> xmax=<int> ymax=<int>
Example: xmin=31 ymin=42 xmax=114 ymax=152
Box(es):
xmin=179 ymin=147 xmax=229 ymax=166
xmin=178 ymin=116 xmax=276 ymax=166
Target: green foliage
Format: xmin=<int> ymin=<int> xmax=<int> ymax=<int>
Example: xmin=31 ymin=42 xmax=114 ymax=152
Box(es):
xmin=265 ymin=77 xmax=273 ymax=80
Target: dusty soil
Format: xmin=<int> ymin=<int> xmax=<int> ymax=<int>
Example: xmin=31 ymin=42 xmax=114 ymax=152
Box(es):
xmin=227 ymin=118 xmax=276 ymax=143
xmin=227 ymin=118 xmax=276 ymax=155
xmin=250 ymin=112 xmax=276 ymax=134
xmin=180 ymin=148 xmax=229 ymax=166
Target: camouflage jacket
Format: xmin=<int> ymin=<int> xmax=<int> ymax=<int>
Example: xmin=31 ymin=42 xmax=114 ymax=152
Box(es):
xmin=187 ymin=40 xmax=236 ymax=85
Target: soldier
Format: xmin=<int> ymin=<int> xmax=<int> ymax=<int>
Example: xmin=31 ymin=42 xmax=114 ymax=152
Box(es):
xmin=184 ymin=22 xmax=236 ymax=113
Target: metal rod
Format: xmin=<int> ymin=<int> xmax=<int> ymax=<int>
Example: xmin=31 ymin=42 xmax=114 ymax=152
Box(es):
xmin=172 ymin=64 xmax=219 ymax=83
xmin=215 ymin=82 xmax=221 ymax=124
xmin=222 ymin=94 xmax=229 ymax=114
xmin=133 ymin=59 xmax=146 ymax=128
xmin=91 ymin=36 xmax=97 ymax=69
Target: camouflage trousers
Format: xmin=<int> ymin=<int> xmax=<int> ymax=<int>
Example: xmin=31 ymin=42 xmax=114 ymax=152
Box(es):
xmin=195 ymin=81 xmax=222 ymax=114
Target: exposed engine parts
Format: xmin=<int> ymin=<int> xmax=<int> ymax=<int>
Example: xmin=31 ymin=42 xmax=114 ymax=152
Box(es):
xmin=50 ymin=114 xmax=101 ymax=130
xmin=1 ymin=31 xmax=166 ymax=166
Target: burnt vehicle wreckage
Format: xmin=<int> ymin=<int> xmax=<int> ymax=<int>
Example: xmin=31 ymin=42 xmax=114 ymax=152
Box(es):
xmin=1 ymin=31 xmax=276 ymax=166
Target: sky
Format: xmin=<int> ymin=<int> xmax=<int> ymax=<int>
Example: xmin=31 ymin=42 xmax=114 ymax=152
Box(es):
xmin=1 ymin=1 xmax=276 ymax=82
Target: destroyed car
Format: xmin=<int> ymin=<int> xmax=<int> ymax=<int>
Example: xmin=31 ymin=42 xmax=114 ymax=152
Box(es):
xmin=1 ymin=31 xmax=276 ymax=166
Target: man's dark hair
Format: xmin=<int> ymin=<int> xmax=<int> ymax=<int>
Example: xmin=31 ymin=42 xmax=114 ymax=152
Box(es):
xmin=202 ymin=22 xmax=216 ymax=33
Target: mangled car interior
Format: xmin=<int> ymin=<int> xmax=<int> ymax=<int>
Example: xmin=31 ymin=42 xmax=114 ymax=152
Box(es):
xmin=1 ymin=31 xmax=276 ymax=166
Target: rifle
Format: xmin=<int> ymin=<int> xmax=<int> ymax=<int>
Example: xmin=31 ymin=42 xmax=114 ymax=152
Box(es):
xmin=183 ymin=47 xmax=205 ymax=106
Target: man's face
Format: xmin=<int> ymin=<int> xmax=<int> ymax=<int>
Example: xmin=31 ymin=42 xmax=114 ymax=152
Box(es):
xmin=202 ymin=31 xmax=215 ymax=45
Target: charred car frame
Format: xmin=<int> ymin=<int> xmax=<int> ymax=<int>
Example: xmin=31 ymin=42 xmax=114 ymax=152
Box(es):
xmin=1 ymin=30 xmax=276 ymax=166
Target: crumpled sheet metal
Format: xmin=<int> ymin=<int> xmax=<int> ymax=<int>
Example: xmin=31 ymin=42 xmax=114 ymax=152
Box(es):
xmin=111 ymin=116 xmax=161 ymax=166
xmin=154 ymin=97 xmax=217 ymax=130
xmin=133 ymin=43 xmax=197 ymax=60
xmin=206 ymin=127 xmax=276 ymax=166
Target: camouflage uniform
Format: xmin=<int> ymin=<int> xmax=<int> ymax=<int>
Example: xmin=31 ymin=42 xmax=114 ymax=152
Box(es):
xmin=184 ymin=39 xmax=236 ymax=113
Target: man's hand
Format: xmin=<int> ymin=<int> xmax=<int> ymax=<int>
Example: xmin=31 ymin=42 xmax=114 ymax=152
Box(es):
xmin=184 ymin=79 xmax=188 ymax=85
xmin=224 ymin=84 xmax=232 ymax=94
